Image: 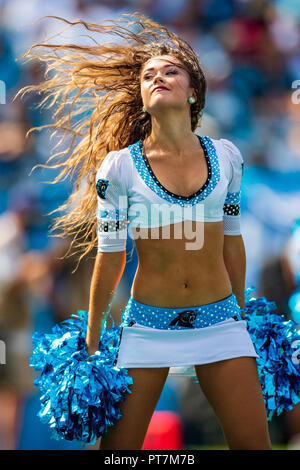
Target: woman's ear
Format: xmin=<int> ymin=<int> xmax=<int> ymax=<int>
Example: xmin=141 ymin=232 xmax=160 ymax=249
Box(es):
xmin=188 ymin=84 xmax=196 ymax=101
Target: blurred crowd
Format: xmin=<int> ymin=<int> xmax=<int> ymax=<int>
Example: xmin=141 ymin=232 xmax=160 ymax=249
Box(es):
xmin=0 ymin=0 xmax=300 ymax=450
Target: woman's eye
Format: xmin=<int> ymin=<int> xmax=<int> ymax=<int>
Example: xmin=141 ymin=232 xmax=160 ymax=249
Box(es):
xmin=143 ymin=70 xmax=177 ymax=80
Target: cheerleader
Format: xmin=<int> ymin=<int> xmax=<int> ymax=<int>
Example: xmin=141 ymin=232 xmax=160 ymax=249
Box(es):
xmin=18 ymin=13 xmax=300 ymax=450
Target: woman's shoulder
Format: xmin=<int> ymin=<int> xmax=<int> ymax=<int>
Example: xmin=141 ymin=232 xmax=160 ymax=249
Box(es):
xmin=95 ymin=146 xmax=132 ymax=185
xmin=211 ymin=137 xmax=243 ymax=164
xmin=101 ymin=146 xmax=131 ymax=162
xmin=209 ymin=136 xmax=244 ymax=178
xmin=98 ymin=146 xmax=131 ymax=167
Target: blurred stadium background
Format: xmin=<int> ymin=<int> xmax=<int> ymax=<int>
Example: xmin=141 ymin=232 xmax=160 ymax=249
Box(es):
xmin=0 ymin=0 xmax=300 ymax=450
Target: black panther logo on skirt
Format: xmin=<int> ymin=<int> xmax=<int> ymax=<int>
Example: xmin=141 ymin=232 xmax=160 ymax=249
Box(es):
xmin=169 ymin=310 xmax=197 ymax=328
xmin=96 ymin=178 xmax=110 ymax=200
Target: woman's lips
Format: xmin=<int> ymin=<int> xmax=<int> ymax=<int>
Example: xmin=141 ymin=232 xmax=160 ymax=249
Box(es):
xmin=152 ymin=87 xmax=169 ymax=93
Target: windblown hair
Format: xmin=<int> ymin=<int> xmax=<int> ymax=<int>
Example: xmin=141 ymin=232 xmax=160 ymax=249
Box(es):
xmin=15 ymin=12 xmax=207 ymax=272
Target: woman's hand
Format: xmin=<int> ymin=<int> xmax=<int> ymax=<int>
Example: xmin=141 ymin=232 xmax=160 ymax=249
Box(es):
xmin=240 ymin=307 xmax=246 ymax=319
xmin=86 ymin=341 xmax=99 ymax=357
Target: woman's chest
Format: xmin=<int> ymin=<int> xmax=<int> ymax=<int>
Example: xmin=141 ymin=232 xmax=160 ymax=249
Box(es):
xmin=126 ymin=136 xmax=232 ymax=227
xmin=144 ymin=149 xmax=208 ymax=198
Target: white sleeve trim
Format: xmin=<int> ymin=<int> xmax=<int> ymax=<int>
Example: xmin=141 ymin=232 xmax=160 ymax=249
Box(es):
xmin=223 ymin=214 xmax=241 ymax=235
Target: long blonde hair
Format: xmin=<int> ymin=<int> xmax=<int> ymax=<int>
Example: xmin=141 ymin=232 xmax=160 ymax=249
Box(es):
xmin=15 ymin=12 xmax=207 ymax=272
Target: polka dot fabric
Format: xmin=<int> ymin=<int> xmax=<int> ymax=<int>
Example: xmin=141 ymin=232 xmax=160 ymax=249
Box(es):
xmin=224 ymin=190 xmax=241 ymax=205
xmin=120 ymin=293 xmax=242 ymax=330
xmin=128 ymin=135 xmax=220 ymax=207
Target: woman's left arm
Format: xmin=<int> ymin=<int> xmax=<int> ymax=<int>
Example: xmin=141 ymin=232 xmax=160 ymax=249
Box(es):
xmin=223 ymin=234 xmax=246 ymax=314
xmin=221 ymin=139 xmax=246 ymax=315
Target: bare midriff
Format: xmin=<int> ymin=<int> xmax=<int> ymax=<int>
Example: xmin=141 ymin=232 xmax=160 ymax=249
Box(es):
xmin=131 ymin=220 xmax=233 ymax=308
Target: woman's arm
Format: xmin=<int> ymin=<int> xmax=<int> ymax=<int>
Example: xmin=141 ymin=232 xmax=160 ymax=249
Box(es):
xmin=223 ymin=234 xmax=246 ymax=314
xmin=86 ymin=250 xmax=127 ymax=355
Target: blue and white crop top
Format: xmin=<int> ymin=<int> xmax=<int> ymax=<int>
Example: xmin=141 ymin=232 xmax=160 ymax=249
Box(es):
xmin=95 ymin=135 xmax=244 ymax=252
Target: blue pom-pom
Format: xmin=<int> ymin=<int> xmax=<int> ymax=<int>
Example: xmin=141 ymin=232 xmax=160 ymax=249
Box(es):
xmin=244 ymin=287 xmax=300 ymax=421
xmin=29 ymin=311 xmax=133 ymax=445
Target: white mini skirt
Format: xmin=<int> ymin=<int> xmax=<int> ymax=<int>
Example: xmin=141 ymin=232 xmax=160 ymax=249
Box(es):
xmin=115 ymin=317 xmax=259 ymax=376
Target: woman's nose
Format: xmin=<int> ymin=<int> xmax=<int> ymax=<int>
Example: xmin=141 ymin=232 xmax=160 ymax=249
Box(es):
xmin=153 ymin=74 xmax=164 ymax=84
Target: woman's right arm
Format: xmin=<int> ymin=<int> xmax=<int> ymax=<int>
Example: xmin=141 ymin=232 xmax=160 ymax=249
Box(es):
xmin=88 ymin=149 xmax=129 ymax=355
xmin=86 ymin=250 xmax=127 ymax=356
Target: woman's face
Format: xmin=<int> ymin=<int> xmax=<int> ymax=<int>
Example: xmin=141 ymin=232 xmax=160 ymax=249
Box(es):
xmin=140 ymin=55 xmax=195 ymax=115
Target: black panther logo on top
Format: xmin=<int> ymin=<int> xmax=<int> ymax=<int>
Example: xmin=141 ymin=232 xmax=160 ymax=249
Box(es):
xmin=96 ymin=178 xmax=110 ymax=200
xmin=169 ymin=310 xmax=197 ymax=328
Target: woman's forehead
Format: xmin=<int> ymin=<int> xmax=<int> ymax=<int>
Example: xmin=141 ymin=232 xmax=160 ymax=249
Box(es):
xmin=142 ymin=55 xmax=183 ymax=71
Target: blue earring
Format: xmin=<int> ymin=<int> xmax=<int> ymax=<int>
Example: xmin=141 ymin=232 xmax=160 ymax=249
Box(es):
xmin=188 ymin=97 xmax=196 ymax=104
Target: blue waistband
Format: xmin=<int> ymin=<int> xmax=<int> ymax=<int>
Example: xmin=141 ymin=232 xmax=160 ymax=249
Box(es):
xmin=120 ymin=293 xmax=242 ymax=330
